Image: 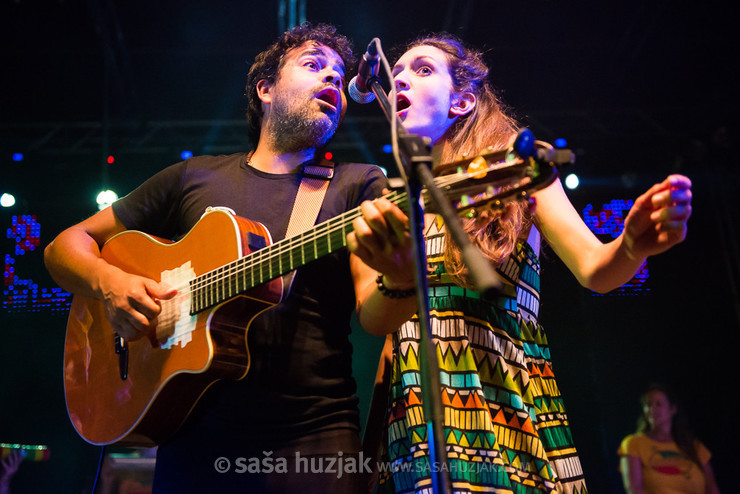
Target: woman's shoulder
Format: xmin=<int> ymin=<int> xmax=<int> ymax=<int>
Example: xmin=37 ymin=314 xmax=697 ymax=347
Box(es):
xmin=618 ymin=432 xmax=650 ymax=456
xmin=693 ymin=438 xmax=712 ymax=464
xmin=620 ymin=432 xmax=646 ymax=443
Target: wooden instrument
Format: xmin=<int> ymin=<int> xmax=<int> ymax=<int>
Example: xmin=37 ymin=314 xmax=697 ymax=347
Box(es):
xmin=63 ymin=132 xmax=569 ymax=446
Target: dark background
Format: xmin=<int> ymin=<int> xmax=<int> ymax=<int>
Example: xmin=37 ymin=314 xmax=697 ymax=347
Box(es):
xmin=1 ymin=1 xmax=738 ymax=492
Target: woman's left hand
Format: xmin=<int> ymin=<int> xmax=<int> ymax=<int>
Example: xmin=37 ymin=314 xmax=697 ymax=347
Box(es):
xmin=622 ymin=174 xmax=693 ymax=260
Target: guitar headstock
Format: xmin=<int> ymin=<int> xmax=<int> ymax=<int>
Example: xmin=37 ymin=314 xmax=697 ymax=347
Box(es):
xmin=428 ymin=128 xmax=574 ymax=217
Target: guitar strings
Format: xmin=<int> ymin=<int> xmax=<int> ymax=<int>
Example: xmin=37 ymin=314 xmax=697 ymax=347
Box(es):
xmin=172 ymin=160 xmax=523 ymax=309
xmin=177 ymin=187 xmax=409 ymax=306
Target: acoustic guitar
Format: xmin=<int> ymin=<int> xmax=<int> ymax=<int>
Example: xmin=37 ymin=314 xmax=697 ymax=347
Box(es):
xmin=63 ymin=132 xmax=569 ymax=446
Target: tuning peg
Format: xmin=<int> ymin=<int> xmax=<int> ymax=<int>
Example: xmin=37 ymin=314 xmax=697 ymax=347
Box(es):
xmin=466 ymin=156 xmax=488 ymax=179
xmin=514 ymin=128 xmax=536 ymax=158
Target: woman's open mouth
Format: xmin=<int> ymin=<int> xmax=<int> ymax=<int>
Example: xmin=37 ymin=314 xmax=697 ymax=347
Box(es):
xmin=396 ymin=94 xmax=410 ymax=114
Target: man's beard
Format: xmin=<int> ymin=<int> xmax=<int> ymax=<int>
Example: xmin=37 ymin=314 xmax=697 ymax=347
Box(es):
xmin=266 ymin=86 xmax=341 ymax=154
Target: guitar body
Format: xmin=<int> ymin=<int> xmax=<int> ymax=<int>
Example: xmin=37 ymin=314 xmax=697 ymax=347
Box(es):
xmin=63 ymin=210 xmax=282 ymax=446
xmin=61 ymin=132 xmax=564 ymax=447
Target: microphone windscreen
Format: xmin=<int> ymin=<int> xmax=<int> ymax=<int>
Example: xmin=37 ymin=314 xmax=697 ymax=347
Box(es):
xmin=348 ymin=76 xmax=376 ymax=104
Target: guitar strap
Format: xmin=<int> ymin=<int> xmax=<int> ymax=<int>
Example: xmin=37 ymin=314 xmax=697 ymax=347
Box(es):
xmin=282 ymin=158 xmax=335 ymax=297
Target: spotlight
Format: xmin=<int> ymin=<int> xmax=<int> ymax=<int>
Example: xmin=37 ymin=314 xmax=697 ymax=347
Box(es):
xmin=96 ymin=190 xmax=119 ymax=210
xmin=1 ymin=193 xmax=16 ymax=207
xmin=564 ymin=173 xmax=580 ymax=190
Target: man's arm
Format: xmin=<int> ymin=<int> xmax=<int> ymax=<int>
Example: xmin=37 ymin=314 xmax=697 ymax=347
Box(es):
xmin=44 ymin=206 xmax=176 ymax=340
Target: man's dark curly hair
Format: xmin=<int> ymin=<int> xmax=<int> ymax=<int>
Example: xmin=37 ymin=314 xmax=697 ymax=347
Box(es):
xmin=245 ymin=23 xmax=355 ymax=147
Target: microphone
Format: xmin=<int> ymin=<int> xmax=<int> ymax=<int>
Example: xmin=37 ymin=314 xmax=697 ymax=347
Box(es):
xmin=348 ymin=39 xmax=380 ymax=104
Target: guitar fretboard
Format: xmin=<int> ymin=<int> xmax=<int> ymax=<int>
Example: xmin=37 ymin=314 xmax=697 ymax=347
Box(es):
xmin=186 ymin=148 xmax=548 ymax=314
xmin=189 ymin=189 xmax=410 ymax=314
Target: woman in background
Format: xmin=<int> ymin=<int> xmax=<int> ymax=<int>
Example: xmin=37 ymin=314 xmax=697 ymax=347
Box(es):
xmin=619 ymin=383 xmax=720 ymax=494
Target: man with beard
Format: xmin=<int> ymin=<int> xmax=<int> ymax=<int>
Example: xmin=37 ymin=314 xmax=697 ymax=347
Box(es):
xmin=44 ymin=23 xmax=414 ymax=493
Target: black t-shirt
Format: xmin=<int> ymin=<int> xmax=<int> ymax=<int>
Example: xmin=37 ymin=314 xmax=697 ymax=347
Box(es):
xmin=112 ymin=153 xmax=387 ymax=442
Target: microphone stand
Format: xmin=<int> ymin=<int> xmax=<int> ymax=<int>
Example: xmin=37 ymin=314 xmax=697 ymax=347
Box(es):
xmin=366 ymin=75 xmax=503 ymax=494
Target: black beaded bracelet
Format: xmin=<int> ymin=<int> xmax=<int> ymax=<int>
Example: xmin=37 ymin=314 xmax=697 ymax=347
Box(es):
xmin=376 ymin=274 xmax=416 ymax=299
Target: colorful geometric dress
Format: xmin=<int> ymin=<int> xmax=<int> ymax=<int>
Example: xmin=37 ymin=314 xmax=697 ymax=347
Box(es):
xmin=376 ymin=218 xmax=588 ymax=494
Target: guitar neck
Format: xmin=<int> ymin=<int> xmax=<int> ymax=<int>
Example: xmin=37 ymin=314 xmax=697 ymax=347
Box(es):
xmin=189 ymin=188 xmax=410 ymax=313
xmin=187 ymin=143 xmax=557 ymax=314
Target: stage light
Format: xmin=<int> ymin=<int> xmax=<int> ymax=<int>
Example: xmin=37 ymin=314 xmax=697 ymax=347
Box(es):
xmin=564 ymin=173 xmax=580 ymax=189
xmin=12 ymin=153 xmax=24 ymax=162
xmin=181 ymin=150 xmax=193 ymax=160
xmin=1 ymin=193 xmax=15 ymax=207
xmin=582 ymin=199 xmax=648 ymax=295
xmin=96 ymin=190 xmax=119 ymax=210
xmin=324 ymin=152 xmax=333 ymax=160
xmin=554 ymin=138 xmax=567 ymax=148
xmin=382 ymin=144 xmax=393 ymax=154
xmin=107 ymin=155 xmax=115 ymax=164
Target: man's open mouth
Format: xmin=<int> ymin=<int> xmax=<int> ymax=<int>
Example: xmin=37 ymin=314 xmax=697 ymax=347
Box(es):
xmin=316 ymin=88 xmax=340 ymax=111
